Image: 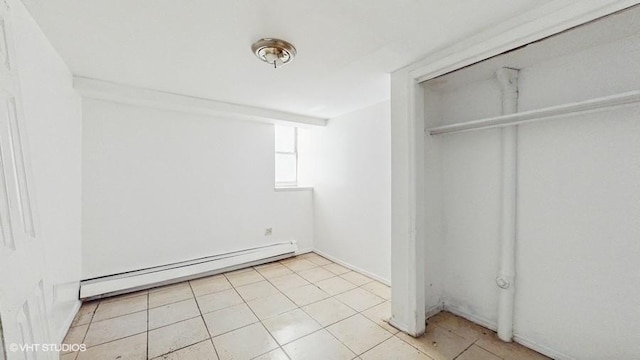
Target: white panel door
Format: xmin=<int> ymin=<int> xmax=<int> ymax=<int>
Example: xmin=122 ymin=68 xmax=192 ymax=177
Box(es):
xmin=0 ymin=1 xmax=51 ymax=359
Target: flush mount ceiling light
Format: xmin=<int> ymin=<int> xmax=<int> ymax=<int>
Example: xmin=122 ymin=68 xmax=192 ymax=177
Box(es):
xmin=251 ymin=38 xmax=297 ymax=69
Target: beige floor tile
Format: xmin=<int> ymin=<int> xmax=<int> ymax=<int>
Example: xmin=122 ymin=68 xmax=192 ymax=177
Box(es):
xmin=340 ymin=271 xmax=374 ymax=286
xmin=149 ymin=282 xmax=194 ymax=308
xmin=279 ymin=256 xmax=303 ymax=265
xmin=361 ymin=302 xmax=398 ymax=334
xmin=148 ymin=282 xmax=186 ymax=293
xmin=202 ymin=303 xmax=258 ymax=337
xmin=360 ymin=337 xmax=431 ymax=360
xmin=262 ymin=309 xmax=322 ymax=345
xmin=92 ymin=294 xmax=148 ymax=322
xmin=151 ymin=339 xmax=219 ymax=360
xmin=101 ymin=289 xmax=149 ymax=301
xmin=71 ymin=301 xmax=98 ymax=326
xmin=427 ymin=312 xmax=489 ymax=342
xmin=457 ymin=344 xmax=501 ymax=360
xmin=315 ymin=277 xmax=357 ymax=295
xmin=361 ymin=282 xmax=391 ymax=300
xmin=235 ymin=280 xmax=280 ymax=302
xmin=77 ymin=333 xmax=147 ymax=360
xmin=254 ymin=261 xmax=282 ymax=269
xmin=297 ymin=267 xmax=336 ymax=283
xmin=212 ymin=323 xmax=279 ymax=360
xmin=84 ymin=311 xmax=147 ymax=347
xmin=252 ymin=348 xmax=289 ymax=360
xmin=323 ymin=263 xmax=351 ymax=275
xmin=66 ymin=273 xmax=547 ymax=360
xmin=149 ymin=298 xmax=200 ymax=330
xmin=328 ymin=314 xmax=392 ymax=355
xmin=281 ymin=259 xmax=317 ymax=272
xmin=196 ymin=288 xmax=244 ymax=314
xmin=277 ymin=260 xmax=295 ymax=269
xmin=282 ymin=284 xmax=330 ymax=306
xmin=269 ymin=273 xmax=310 ymax=291
xmin=296 ymin=252 xmax=319 ymax=259
xmin=148 ymin=317 xmax=210 ymax=358
xmin=62 ymin=324 xmax=88 ymax=354
xmin=247 ymin=293 xmax=298 ymax=320
xmin=475 ymin=333 xmax=551 ymax=360
xmin=189 ymin=274 xmax=233 ymax=297
xmin=301 ymin=297 xmax=357 ymax=327
xmin=255 ymin=264 xmax=294 ymax=279
xmin=225 ymin=268 xmax=265 ymax=287
xmin=397 ymin=325 xmax=473 ymax=360
xmin=60 ymin=352 xmax=77 ymax=360
xmin=283 ymin=329 xmax=355 ymax=360
xmin=307 ymin=256 xmax=333 ymax=266
xmin=226 ymin=266 xmax=255 ymax=274
xmin=334 ymin=288 xmax=384 ymax=312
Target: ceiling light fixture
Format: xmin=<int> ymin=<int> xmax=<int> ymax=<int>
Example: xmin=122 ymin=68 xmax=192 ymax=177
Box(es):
xmin=251 ymin=38 xmax=297 ymax=69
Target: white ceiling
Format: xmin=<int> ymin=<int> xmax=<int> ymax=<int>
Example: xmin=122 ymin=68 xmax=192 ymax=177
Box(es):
xmin=23 ymin=0 xmax=552 ymax=119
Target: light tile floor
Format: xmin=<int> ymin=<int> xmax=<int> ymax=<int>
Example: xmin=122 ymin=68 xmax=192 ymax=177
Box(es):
xmin=61 ymin=252 xmax=550 ymax=360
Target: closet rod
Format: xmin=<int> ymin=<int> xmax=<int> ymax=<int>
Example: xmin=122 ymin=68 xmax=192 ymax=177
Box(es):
xmin=426 ymin=90 xmax=640 ymax=136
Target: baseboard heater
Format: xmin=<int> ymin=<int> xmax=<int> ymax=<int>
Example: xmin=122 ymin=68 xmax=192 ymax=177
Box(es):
xmin=80 ymin=241 xmax=298 ymax=300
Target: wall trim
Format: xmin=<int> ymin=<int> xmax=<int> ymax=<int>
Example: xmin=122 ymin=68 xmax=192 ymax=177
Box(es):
xmin=408 ymin=0 xmax=640 ymax=82
xmin=514 ymin=334 xmax=576 ymax=360
xmin=390 ymin=0 xmax=640 ymax=338
xmin=443 ymin=304 xmax=497 ymax=332
xmin=80 ymin=242 xmax=298 ymax=300
xmin=312 ymin=248 xmax=390 ymax=286
xmin=56 ymin=299 xmax=81 ymax=344
xmin=425 ymin=303 xmax=443 ymax=320
xmin=73 ymin=76 xmax=327 ymax=127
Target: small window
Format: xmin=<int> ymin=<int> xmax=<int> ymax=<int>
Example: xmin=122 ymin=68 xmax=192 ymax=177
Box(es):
xmin=275 ymin=125 xmax=297 ymax=186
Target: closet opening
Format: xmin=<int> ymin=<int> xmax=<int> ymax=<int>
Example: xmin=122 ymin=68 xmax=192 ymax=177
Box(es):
xmin=416 ymin=4 xmax=639 ymax=357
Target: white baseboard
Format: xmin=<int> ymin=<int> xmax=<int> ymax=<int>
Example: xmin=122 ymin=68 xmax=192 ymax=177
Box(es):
xmin=443 ymin=304 xmax=497 ymax=332
xmin=81 ymin=242 xmax=297 ymax=300
xmin=295 ymin=248 xmax=314 ymax=255
xmin=514 ymin=335 xmax=575 ymax=360
xmin=311 ymin=249 xmax=390 ymax=286
xmin=425 ymin=303 xmax=444 ymax=321
xmin=56 ymin=299 xmax=81 ymax=344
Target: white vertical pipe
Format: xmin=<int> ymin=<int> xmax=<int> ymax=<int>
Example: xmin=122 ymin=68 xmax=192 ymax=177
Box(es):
xmin=495 ymin=68 xmax=519 ymax=342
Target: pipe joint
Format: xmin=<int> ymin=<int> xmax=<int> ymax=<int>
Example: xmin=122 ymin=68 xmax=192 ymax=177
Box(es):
xmin=496 ymin=276 xmax=511 ymax=289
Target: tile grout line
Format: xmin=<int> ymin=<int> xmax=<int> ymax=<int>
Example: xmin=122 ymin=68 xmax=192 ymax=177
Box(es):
xmin=227 ymin=268 xmax=289 ymax=360
xmin=146 ymin=291 xmax=149 ymax=360
xmin=452 ymin=340 xmax=477 ymax=360
xmin=227 ymin=257 xmax=343 ymax=358
xmin=297 ymin=255 xmax=397 ymax=359
xmin=187 ymin=279 xmax=221 ymax=360
xmin=73 ymin=254 xmax=542 ymax=359
xmin=75 ymin=296 xmax=149 ymax=352
xmin=75 ymin=253 xmax=390 ymax=359
xmin=75 ymin=298 xmax=148 ymax=354
xmin=251 ymin=255 xmax=391 ymax=358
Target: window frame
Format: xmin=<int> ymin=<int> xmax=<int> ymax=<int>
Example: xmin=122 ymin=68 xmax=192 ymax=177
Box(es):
xmin=275 ymin=126 xmax=298 ymax=187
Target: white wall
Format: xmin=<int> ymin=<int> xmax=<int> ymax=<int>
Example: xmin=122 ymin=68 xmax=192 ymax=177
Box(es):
xmin=513 ymin=33 xmax=640 ymax=359
xmin=13 ymin=0 xmax=82 ymax=342
xmin=82 ymin=98 xmax=313 ymax=279
xmin=422 ymin=14 xmax=640 ymax=359
xmin=312 ymin=101 xmax=391 ymax=282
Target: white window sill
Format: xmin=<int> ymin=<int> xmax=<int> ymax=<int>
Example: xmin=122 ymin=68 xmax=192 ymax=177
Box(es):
xmin=274 ymin=186 xmax=314 ymax=192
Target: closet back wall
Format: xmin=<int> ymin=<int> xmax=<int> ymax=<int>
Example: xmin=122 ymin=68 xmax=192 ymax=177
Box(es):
xmin=82 ymin=98 xmax=313 ymax=279
xmin=423 ymin=11 xmax=640 ymax=359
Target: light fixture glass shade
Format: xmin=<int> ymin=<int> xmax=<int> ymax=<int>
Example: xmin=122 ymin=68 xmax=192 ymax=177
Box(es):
xmin=251 ymin=38 xmax=297 ymax=68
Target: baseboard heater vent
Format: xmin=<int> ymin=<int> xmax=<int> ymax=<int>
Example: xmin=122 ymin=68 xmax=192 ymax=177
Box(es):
xmin=80 ymin=241 xmax=298 ymax=300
